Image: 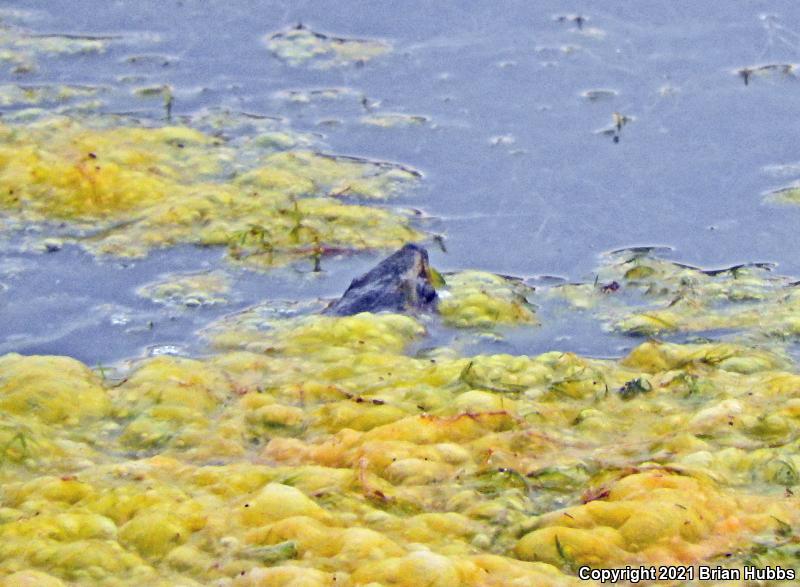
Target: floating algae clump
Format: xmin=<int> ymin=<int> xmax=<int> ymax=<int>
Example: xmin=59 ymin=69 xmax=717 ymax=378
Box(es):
xmin=265 ymin=25 xmax=391 ymax=68
xmin=440 ymin=271 xmax=537 ymax=329
xmin=551 ymin=248 xmax=800 ymax=341
xmin=0 ymin=84 xmax=102 ymax=108
xmin=768 ymin=185 xmax=800 ymax=205
xmin=0 ymin=116 xmax=422 ymax=267
xmin=0 ymin=16 xmax=110 ymax=75
xmin=137 ymin=271 xmax=231 ymax=308
xmin=361 ymin=113 xmax=429 ymax=128
xmin=3 ymin=308 xmax=800 ymax=583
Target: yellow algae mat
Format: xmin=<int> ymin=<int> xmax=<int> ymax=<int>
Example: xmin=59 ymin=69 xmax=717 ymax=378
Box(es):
xmin=2 ymin=308 xmax=800 ymax=585
xmin=0 ymin=115 xmax=421 ymax=267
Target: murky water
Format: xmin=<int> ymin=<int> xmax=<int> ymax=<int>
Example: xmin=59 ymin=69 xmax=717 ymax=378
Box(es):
xmin=3 ymin=0 xmax=800 ymax=363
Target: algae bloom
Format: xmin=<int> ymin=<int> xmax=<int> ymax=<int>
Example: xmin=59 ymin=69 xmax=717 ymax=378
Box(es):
xmin=0 ymin=115 xmax=422 ymax=268
xmin=3 ymin=6 xmax=800 ymax=587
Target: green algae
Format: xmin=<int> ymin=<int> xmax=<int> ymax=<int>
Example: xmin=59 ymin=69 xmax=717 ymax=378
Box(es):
xmin=274 ymin=87 xmax=362 ymax=104
xmin=248 ymin=150 xmax=421 ymax=200
xmin=265 ymin=25 xmax=391 ymax=69
xmin=550 ymin=248 xmax=800 ymax=343
xmin=0 ymin=18 xmax=111 ymax=76
xmin=0 ymin=84 xmax=102 ymax=107
xmin=361 ymin=113 xmax=429 ymax=128
xmin=440 ymin=271 xmax=537 ymax=329
xmin=132 ymin=85 xmax=173 ymax=120
xmin=768 ymin=185 xmax=800 ymax=205
xmin=137 ymin=271 xmax=231 ymax=308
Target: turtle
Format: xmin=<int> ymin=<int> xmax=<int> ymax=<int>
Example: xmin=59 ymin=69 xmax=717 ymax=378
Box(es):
xmin=325 ymin=243 xmax=438 ymax=316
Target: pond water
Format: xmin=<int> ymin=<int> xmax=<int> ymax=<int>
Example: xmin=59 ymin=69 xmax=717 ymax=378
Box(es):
xmin=3 ymin=0 xmax=800 ymax=364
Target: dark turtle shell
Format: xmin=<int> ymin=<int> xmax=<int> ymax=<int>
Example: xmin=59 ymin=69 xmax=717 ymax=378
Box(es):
xmin=325 ymin=243 xmax=438 ymax=316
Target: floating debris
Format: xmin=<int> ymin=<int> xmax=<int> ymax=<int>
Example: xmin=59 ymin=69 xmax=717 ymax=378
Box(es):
xmin=554 ymin=14 xmax=588 ymax=30
xmin=581 ymin=89 xmax=617 ymax=102
xmin=489 ymin=134 xmax=516 ymax=147
xmin=736 ymin=63 xmax=796 ymax=85
xmin=132 ymin=84 xmax=173 ymax=121
xmin=595 ymin=112 xmax=633 ymax=142
xmin=553 ymin=14 xmax=605 ymax=39
xmin=123 ymin=53 xmax=176 ymax=67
